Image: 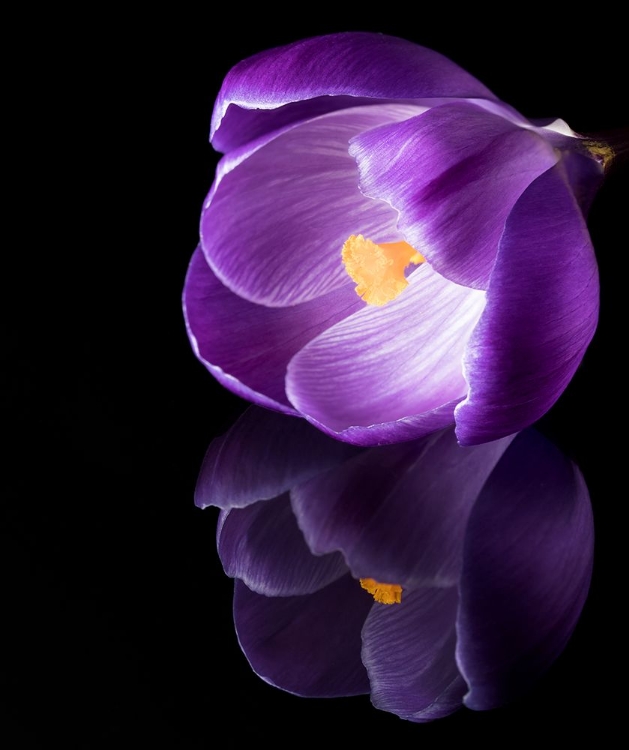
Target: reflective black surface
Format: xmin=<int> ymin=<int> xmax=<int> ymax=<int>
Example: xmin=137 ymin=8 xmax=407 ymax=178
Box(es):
xmin=6 ymin=12 xmax=627 ymax=746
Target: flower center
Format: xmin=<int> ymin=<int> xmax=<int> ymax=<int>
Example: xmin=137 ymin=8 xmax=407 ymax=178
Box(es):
xmin=360 ymin=578 xmax=403 ymax=605
xmin=341 ymin=234 xmax=425 ymax=306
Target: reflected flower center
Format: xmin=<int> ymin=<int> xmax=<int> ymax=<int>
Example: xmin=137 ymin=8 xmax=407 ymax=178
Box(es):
xmin=360 ymin=577 xmax=403 ymax=604
xmin=342 ymin=234 xmax=425 ymax=306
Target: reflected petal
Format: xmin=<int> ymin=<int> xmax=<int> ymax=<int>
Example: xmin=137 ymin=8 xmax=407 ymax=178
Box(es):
xmin=363 ymin=586 xmax=467 ymax=721
xmin=218 ymin=497 xmax=348 ymax=596
xmin=292 ymin=429 xmax=514 ymax=586
xmin=456 ymin=429 xmax=595 ymax=709
xmin=195 ymin=406 xmax=359 ymax=510
xmin=234 ymin=576 xmax=372 ymax=697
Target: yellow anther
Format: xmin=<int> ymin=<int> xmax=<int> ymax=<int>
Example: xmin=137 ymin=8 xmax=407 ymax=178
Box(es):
xmin=360 ymin=578 xmax=403 ymax=605
xmin=583 ymin=139 xmax=615 ymax=171
xmin=342 ymin=234 xmax=425 ymax=306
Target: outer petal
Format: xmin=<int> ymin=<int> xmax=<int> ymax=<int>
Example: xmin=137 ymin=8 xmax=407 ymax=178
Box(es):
xmin=350 ymin=101 xmax=559 ymax=289
xmin=362 ymin=586 xmax=467 ymax=721
xmin=201 ymin=105 xmax=421 ymax=307
xmin=194 ymin=405 xmax=360 ymax=510
xmin=183 ymin=246 xmax=362 ymax=414
xmin=456 ymin=429 xmax=594 ymax=710
xmin=286 ymin=262 xmax=486 ymax=445
xmin=291 ymin=428 xmax=515 ymax=586
xmin=558 ymin=145 xmax=605 ymax=214
xmin=217 ymin=497 xmax=348 ymax=596
xmin=211 ymin=32 xmax=498 ymax=152
xmin=233 ymin=575 xmax=372 ymax=697
xmin=454 ymin=163 xmax=599 ymax=445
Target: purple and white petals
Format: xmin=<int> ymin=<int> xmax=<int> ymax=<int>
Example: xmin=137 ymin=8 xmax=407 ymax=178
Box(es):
xmin=286 ymin=263 xmax=486 ymax=439
xmin=211 ymin=32 xmax=497 ymax=152
xmin=201 ymin=105 xmax=423 ymax=307
xmin=350 ymin=101 xmax=559 ymax=289
xmin=184 ymin=247 xmax=363 ymax=414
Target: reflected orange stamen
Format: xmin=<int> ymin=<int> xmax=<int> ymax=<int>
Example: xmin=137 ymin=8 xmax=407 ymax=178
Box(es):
xmin=360 ymin=578 xmax=403 ymax=605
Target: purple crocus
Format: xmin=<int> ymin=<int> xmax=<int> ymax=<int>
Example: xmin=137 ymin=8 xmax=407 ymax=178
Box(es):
xmin=196 ymin=407 xmax=594 ymax=722
xmin=183 ymin=32 xmax=607 ymax=446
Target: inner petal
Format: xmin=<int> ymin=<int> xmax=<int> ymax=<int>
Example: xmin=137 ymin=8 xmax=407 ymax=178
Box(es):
xmin=286 ymin=263 xmax=486 ymax=433
xmin=201 ymin=104 xmax=427 ymax=307
xmin=349 ymin=101 xmax=559 ymax=290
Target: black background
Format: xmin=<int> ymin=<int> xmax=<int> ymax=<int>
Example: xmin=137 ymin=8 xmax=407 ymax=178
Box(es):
xmin=6 ymin=9 xmax=627 ymax=746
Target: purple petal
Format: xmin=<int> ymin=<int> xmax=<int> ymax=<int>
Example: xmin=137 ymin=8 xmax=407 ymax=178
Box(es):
xmin=291 ymin=428 xmax=514 ymax=586
xmin=350 ymin=101 xmax=559 ymax=289
xmin=233 ymin=575 xmax=372 ymax=697
xmin=183 ymin=245 xmax=362 ymax=413
xmin=558 ymin=145 xmax=605 ymax=215
xmin=362 ymin=586 xmax=467 ymax=721
xmin=454 ymin=164 xmax=599 ymax=445
xmin=194 ymin=405 xmax=360 ymax=510
xmin=201 ymin=104 xmax=422 ymax=307
xmin=456 ymin=429 xmax=594 ymax=710
xmin=217 ymin=497 xmax=348 ymax=596
xmin=211 ymin=32 xmax=498 ymax=152
xmin=286 ymin=263 xmax=486 ymax=444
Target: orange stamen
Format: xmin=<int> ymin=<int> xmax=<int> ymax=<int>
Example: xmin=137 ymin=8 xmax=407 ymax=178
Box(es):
xmin=360 ymin=578 xmax=403 ymax=605
xmin=342 ymin=234 xmax=425 ymax=306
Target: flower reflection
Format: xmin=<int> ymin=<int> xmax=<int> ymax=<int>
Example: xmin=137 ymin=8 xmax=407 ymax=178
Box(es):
xmin=196 ymin=407 xmax=593 ymax=721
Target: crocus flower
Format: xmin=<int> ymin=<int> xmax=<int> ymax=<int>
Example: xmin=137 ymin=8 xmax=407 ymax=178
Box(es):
xmin=196 ymin=407 xmax=594 ymax=722
xmin=183 ymin=32 xmax=608 ymax=447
